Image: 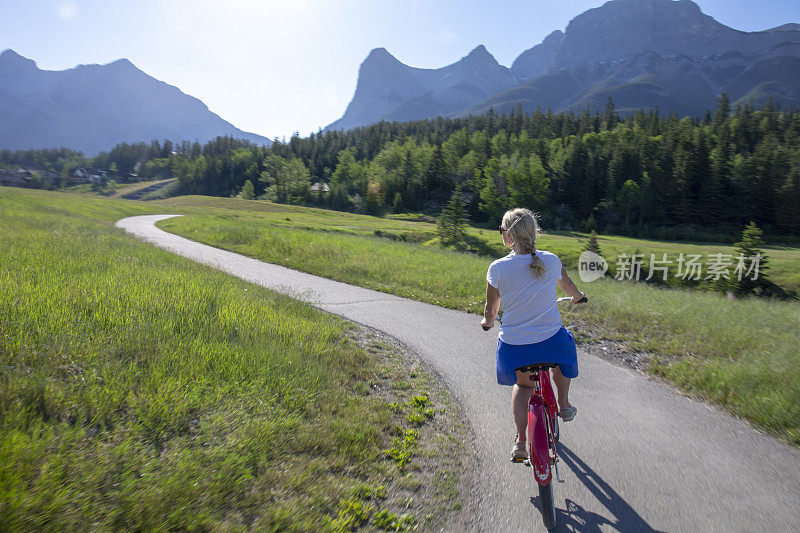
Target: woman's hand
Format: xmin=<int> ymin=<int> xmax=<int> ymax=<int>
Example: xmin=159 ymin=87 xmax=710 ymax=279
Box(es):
xmin=483 ymin=282 xmax=501 ymax=330
xmin=559 ymin=269 xmax=587 ymax=304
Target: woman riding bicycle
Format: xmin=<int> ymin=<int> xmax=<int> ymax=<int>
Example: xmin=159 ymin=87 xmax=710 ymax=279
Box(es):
xmin=480 ymin=207 xmax=586 ymax=462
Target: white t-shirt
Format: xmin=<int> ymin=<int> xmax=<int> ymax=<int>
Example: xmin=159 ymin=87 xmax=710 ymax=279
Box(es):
xmin=486 ymin=250 xmax=563 ymax=345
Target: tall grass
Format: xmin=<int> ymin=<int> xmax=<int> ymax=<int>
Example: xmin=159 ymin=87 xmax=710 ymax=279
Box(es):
xmin=161 ymin=212 xmax=488 ymax=311
xmin=158 ymin=201 xmax=800 ymax=444
xmin=156 ymin=196 xmax=800 ymax=294
xmin=0 ymin=188 xmax=437 ymax=530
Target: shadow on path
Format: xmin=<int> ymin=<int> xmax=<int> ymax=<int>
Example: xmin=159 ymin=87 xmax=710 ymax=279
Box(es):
xmin=528 ymin=444 xmax=665 ymax=532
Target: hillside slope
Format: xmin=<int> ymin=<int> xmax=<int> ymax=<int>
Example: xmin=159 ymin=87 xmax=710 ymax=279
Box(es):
xmin=0 ymin=50 xmax=271 ymax=155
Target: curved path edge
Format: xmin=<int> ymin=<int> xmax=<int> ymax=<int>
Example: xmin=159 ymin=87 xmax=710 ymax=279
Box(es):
xmin=117 ymin=215 xmax=800 ymax=532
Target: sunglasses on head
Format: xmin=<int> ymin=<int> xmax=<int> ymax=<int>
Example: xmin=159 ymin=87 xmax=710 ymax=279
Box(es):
xmin=499 ymin=217 xmax=523 ymax=234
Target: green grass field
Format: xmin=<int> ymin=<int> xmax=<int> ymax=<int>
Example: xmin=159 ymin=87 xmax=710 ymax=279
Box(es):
xmin=155 ymin=196 xmax=800 ymax=445
xmin=153 ymin=195 xmax=800 ymax=295
xmin=0 ymin=188 xmax=459 ymax=531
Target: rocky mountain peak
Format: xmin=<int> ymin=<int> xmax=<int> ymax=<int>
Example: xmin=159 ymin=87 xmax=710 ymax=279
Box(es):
xmin=466 ymin=44 xmax=492 ymax=59
xmin=363 ymin=47 xmax=400 ymax=65
xmin=0 ymin=49 xmax=37 ymax=71
xmin=567 ymin=0 xmax=717 ymax=32
xmin=555 ymin=0 xmax=729 ymax=67
xmin=107 ymin=58 xmax=138 ymax=71
xmin=459 ymin=45 xmax=505 ymax=69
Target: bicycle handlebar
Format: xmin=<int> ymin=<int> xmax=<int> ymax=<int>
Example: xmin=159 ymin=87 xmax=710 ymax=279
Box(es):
xmin=557 ymin=295 xmax=588 ymax=304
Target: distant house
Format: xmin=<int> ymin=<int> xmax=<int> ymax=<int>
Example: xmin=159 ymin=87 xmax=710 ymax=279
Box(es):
xmin=310 ymin=182 xmax=330 ymax=192
xmin=71 ymin=167 xmax=137 ymax=184
xmin=71 ymin=167 xmax=104 ymax=183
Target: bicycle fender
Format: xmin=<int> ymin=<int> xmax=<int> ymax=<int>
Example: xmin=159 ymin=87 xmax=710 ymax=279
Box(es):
xmin=528 ymin=395 xmax=552 ymax=485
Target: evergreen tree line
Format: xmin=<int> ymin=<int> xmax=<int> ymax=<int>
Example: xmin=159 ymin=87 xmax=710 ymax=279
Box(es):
xmin=3 ymin=96 xmax=799 ymax=240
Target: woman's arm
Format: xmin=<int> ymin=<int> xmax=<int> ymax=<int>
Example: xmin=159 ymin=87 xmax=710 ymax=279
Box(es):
xmin=557 ymin=267 xmax=586 ymax=304
xmin=481 ymin=282 xmax=501 ymax=329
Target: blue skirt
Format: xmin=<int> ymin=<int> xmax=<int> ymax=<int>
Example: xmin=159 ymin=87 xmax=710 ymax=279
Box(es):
xmin=496 ymin=327 xmax=578 ymax=386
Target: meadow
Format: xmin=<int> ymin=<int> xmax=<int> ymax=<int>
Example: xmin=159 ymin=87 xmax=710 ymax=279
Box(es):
xmin=0 ymin=188 xmax=459 ymax=531
xmin=156 ymin=196 xmax=800 ymax=445
xmin=154 ymin=196 xmax=800 ymax=294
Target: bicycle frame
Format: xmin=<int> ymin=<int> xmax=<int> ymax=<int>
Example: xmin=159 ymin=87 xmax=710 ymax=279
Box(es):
xmin=527 ymin=368 xmax=559 ymax=486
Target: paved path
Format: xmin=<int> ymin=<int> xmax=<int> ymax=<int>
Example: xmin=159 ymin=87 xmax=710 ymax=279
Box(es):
xmin=117 ymin=215 xmax=800 ymax=532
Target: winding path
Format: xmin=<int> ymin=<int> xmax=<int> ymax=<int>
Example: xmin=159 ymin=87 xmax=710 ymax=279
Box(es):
xmin=116 ymin=214 xmax=800 ymax=532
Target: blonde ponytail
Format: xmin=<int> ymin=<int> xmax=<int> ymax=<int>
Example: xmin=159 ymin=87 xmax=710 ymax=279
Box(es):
xmin=529 ymin=235 xmax=546 ymax=278
xmin=501 ymin=207 xmax=545 ymax=279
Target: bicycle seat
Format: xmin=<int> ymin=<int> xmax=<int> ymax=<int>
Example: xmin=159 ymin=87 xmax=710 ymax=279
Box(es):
xmin=516 ymin=363 xmax=558 ymax=373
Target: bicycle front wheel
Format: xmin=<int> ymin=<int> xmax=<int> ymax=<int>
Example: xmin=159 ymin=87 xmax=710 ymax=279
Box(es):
xmin=538 ymin=481 xmax=557 ymax=530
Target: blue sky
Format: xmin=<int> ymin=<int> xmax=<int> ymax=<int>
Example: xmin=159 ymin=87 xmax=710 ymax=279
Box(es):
xmin=1 ymin=0 xmax=798 ymax=140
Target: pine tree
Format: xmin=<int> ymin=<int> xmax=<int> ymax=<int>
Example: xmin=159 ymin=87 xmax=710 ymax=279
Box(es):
xmin=511 ymin=103 xmax=524 ymax=136
xmin=604 ymin=97 xmax=617 ymax=130
xmin=729 ymin=221 xmax=771 ymax=296
xmin=437 ymin=186 xmax=468 ymax=245
xmin=710 ymin=124 xmax=733 ymax=222
xmin=392 ymin=192 xmax=403 ymax=213
xmin=400 ymin=150 xmax=419 ymax=210
xmin=712 ymin=93 xmax=730 ymax=131
xmin=617 ymin=179 xmax=642 ymax=229
xmin=584 ymin=230 xmax=602 ymax=256
xmin=425 ymin=143 xmax=450 ymax=203
xmin=239 ymin=179 xmax=255 ymax=200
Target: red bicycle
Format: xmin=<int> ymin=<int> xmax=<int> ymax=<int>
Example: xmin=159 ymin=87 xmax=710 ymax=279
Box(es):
xmin=485 ymin=295 xmax=585 ymax=529
xmin=518 ymin=295 xmax=586 ymax=529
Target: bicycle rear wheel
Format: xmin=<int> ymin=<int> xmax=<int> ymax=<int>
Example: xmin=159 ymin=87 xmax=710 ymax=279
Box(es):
xmin=538 ymin=481 xmax=556 ymax=529
xmin=540 ymin=406 xmax=558 ymax=529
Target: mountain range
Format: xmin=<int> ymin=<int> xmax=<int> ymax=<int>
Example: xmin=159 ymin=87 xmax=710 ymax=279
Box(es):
xmin=328 ymin=0 xmax=800 ymax=131
xmin=0 ymin=50 xmax=270 ymax=155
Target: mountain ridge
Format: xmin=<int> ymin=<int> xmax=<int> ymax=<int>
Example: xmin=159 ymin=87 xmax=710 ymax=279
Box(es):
xmin=326 ymin=44 xmax=514 ymax=132
xmin=328 ymin=0 xmax=800 ymax=131
xmin=0 ymin=49 xmax=271 ymax=155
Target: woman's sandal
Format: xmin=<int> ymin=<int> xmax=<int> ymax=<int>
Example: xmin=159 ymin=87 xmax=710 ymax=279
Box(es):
xmin=511 ymin=441 xmax=528 ymax=462
xmin=560 ymin=405 xmax=577 ymax=422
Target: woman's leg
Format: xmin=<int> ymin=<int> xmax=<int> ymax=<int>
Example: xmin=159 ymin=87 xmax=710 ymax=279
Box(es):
xmin=513 ymin=371 xmax=535 ymax=442
xmin=552 ymin=366 xmax=571 ymax=410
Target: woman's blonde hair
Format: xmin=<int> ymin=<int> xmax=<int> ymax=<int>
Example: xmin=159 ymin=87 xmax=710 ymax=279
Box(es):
xmin=501 ymin=207 xmax=545 ymax=278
